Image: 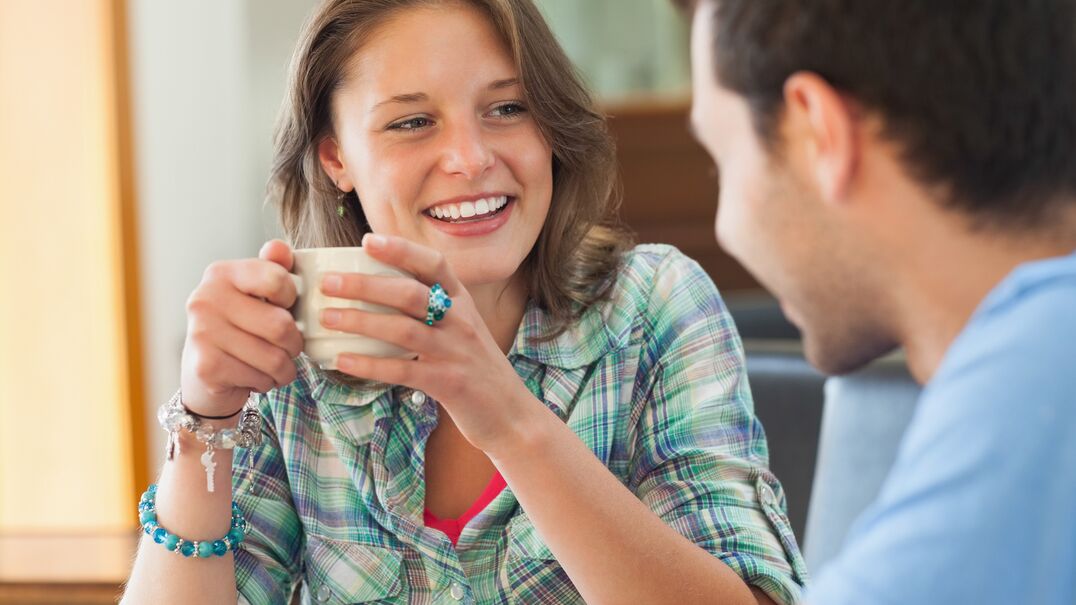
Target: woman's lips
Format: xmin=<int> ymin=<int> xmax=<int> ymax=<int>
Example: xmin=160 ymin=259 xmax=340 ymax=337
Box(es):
xmin=424 ymin=194 xmax=511 ymax=222
xmin=423 ymin=197 xmax=515 ymax=237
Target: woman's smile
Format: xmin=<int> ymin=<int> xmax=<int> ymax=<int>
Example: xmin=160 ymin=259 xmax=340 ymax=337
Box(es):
xmin=421 ymin=193 xmax=517 ymax=237
xmin=424 ymin=194 xmax=511 ymax=222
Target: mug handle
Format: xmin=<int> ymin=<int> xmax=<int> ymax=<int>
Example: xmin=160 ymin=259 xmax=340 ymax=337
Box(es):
xmin=289 ymin=274 xmax=305 ymax=333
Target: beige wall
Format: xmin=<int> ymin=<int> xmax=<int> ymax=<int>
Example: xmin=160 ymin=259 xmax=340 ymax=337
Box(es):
xmin=0 ymin=0 xmax=134 ymax=531
xmin=127 ymin=0 xmax=317 ymax=474
xmin=0 ymin=0 xmax=316 ymax=541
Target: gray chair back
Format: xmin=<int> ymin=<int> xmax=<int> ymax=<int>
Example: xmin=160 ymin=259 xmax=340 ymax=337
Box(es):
xmin=743 ymin=340 xmax=826 ymax=543
xmin=802 ymin=355 xmax=921 ymax=572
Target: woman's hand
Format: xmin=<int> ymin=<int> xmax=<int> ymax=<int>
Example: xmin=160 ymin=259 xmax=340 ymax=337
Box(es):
xmin=179 ymin=240 xmax=304 ymax=417
xmin=322 ymin=233 xmax=538 ymax=454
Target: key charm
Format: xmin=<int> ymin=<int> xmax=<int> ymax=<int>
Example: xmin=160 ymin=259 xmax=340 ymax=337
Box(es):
xmin=201 ymin=443 xmax=217 ymax=493
xmin=165 ymin=430 xmax=177 ymax=461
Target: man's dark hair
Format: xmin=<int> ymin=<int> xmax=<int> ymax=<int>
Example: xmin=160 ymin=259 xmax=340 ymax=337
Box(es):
xmin=683 ymin=0 xmax=1076 ymax=228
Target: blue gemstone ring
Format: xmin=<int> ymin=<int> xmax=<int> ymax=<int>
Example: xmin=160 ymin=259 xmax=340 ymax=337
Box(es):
xmin=425 ymin=283 xmax=452 ymax=326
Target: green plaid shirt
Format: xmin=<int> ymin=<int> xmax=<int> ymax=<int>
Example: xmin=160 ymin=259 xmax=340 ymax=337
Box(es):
xmin=233 ymin=244 xmax=808 ymax=604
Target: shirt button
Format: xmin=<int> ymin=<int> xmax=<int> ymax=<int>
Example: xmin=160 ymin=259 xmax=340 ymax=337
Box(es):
xmin=450 ymin=581 xmax=465 ymax=600
xmin=315 ymin=584 xmax=332 ymax=602
xmin=760 ymin=483 xmax=776 ymax=507
xmin=411 ymin=390 xmax=427 ymax=406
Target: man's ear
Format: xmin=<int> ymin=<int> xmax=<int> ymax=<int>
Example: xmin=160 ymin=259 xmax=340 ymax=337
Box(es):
xmin=783 ymin=71 xmax=858 ymax=205
xmin=317 ymin=136 xmax=353 ymax=192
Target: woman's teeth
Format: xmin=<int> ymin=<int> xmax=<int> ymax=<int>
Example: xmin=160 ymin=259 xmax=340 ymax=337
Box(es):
xmin=427 ymin=196 xmax=509 ymax=222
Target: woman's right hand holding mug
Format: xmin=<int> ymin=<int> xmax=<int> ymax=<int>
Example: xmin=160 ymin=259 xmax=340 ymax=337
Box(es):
xmin=179 ymin=240 xmax=304 ymax=417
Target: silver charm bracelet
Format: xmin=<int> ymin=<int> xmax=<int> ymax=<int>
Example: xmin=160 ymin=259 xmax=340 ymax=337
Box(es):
xmin=157 ymin=390 xmax=262 ymax=492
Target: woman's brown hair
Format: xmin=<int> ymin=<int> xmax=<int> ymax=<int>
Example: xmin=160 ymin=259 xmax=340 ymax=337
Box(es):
xmin=269 ymin=0 xmax=631 ymax=341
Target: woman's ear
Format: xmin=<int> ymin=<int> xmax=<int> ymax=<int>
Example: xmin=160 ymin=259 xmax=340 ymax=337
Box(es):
xmin=317 ymin=136 xmax=353 ymax=192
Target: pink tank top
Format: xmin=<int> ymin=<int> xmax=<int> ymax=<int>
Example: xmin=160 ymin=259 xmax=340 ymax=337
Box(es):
xmin=423 ymin=471 xmax=508 ymax=546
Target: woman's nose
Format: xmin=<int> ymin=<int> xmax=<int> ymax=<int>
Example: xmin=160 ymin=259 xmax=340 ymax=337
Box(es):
xmin=439 ymin=121 xmax=495 ymax=179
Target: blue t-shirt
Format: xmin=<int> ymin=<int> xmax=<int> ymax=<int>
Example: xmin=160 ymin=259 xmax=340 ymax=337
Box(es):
xmin=808 ymin=250 xmax=1076 ymax=605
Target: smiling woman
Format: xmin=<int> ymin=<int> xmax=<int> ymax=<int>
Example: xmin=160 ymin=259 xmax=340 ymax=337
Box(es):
xmin=312 ymin=4 xmax=558 ymax=293
xmin=273 ymin=0 xmax=627 ymax=342
xmin=122 ymin=1 xmax=806 ymax=604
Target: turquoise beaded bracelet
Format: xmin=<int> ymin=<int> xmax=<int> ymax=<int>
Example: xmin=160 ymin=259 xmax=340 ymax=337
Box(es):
xmin=138 ymin=484 xmax=247 ymax=557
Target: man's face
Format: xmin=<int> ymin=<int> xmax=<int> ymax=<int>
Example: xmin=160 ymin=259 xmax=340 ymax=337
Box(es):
xmin=688 ymin=6 xmax=898 ymax=374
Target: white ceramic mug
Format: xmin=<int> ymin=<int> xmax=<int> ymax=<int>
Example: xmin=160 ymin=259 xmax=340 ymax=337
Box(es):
xmin=290 ymin=247 xmax=417 ymax=369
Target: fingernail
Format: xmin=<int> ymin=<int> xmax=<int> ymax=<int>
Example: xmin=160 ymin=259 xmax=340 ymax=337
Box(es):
xmin=363 ymin=233 xmax=386 ymax=248
xmin=321 ymin=309 xmax=341 ymax=326
xmin=336 ymin=354 xmax=353 ymax=370
xmin=322 ymin=274 xmax=342 ymax=293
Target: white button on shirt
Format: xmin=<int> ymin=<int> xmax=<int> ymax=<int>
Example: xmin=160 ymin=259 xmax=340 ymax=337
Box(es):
xmin=760 ymin=483 xmax=777 ymax=507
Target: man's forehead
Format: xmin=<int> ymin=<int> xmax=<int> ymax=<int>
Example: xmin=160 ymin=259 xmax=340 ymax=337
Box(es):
xmin=688 ymin=4 xmax=714 ymax=79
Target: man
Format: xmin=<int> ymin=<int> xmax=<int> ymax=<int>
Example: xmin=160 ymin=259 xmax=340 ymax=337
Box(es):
xmin=676 ymin=0 xmax=1076 ymax=603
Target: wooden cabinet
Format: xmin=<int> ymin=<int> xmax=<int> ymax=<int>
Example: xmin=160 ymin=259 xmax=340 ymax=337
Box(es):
xmin=605 ymin=100 xmax=762 ymax=292
xmin=0 ymin=533 xmax=135 ymax=605
xmin=0 ymin=583 xmax=123 ymax=605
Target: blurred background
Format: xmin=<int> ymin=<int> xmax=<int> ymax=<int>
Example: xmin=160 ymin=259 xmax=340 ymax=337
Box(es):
xmin=1 ymin=1 xmax=796 ymax=602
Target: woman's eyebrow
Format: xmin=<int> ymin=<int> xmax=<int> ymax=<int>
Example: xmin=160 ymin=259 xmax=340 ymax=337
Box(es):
xmin=371 ymin=92 xmax=428 ymax=113
xmin=370 ymin=78 xmax=520 ymax=113
xmin=488 ymin=77 xmax=519 ymax=90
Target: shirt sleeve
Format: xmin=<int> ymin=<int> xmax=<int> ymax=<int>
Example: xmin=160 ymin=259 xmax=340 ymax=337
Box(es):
xmin=807 ymin=285 xmax=1076 ymax=605
xmin=627 ymin=249 xmax=808 ymax=605
xmin=231 ymin=392 xmax=305 ymax=604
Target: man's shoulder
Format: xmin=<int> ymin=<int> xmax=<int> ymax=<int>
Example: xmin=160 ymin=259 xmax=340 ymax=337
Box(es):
xmin=973 ymin=250 xmax=1076 ymax=334
xmin=809 ymin=254 xmax=1076 ymax=605
xmin=908 ymin=253 xmax=1076 ymax=485
xmin=937 ymin=251 xmax=1076 ymax=393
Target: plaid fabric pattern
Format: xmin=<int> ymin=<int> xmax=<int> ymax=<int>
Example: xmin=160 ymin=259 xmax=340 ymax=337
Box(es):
xmin=232 ymin=244 xmax=808 ymax=604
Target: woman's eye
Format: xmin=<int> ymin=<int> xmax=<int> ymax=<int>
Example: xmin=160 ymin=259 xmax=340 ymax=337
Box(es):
xmin=388 ymin=116 xmax=432 ymax=131
xmin=489 ymin=103 xmax=527 ymax=119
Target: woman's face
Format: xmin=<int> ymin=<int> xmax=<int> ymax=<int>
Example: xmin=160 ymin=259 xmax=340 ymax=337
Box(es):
xmin=320 ymin=3 xmax=554 ymax=288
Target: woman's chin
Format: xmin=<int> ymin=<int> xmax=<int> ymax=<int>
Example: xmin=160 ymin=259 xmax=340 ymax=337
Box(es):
xmin=423 ymin=242 xmax=526 ymax=287
xmin=451 ymin=264 xmax=521 ymax=289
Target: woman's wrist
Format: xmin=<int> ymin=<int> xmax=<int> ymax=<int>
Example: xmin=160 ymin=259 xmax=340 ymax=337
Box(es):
xmin=158 ymin=389 xmax=261 ymax=493
xmin=174 ymin=418 xmax=237 ymax=448
xmin=485 ymin=385 xmax=559 ymax=465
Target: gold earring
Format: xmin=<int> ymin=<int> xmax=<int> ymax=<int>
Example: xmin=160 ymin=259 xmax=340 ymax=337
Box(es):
xmin=334 ymin=180 xmax=347 ymax=217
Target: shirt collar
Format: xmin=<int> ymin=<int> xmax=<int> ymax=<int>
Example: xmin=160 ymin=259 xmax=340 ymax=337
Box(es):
xmin=508 ymin=299 xmax=621 ymax=370
xmin=305 ymin=357 xmax=405 ymax=409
